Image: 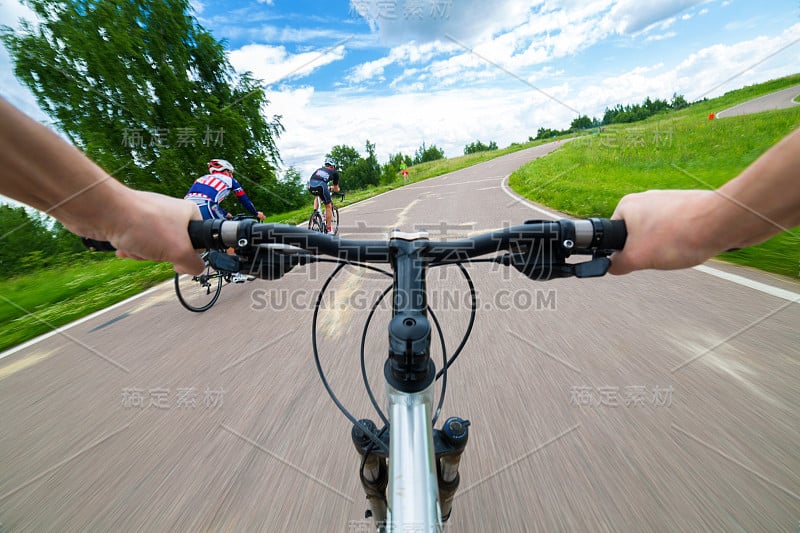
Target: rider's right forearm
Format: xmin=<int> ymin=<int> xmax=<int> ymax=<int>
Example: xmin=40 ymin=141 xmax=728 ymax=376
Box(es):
xmin=700 ymin=127 xmax=800 ymax=253
xmin=0 ymin=97 xmax=133 ymax=237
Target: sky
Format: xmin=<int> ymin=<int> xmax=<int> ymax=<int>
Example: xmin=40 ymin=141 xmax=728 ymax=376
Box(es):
xmin=1 ymin=0 xmax=799 ymax=181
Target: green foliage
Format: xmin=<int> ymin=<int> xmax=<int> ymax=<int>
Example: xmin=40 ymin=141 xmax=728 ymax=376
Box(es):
xmin=464 ymin=139 xmax=498 ymax=154
xmin=413 ymin=142 xmax=445 ymax=164
xmin=570 ymin=115 xmax=595 ymax=130
xmin=326 ymin=141 xmax=381 ymax=191
xmin=269 ymin=166 xmax=308 ymax=213
xmin=671 ymin=93 xmax=689 ymax=110
xmin=1 ymin=0 xmax=284 ymax=206
xmin=0 ymin=204 xmax=103 ymax=276
xmin=510 ymin=83 xmax=800 ymax=278
xmin=327 ymin=144 xmax=361 ymax=174
xmin=533 ymin=126 xmax=568 ymax=140
xmin=602 ymin=95 xmax=680 ymax=124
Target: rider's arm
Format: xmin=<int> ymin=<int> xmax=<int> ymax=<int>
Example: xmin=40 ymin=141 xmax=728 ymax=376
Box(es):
xmin=609 ymin=127 xmax=800 ymax=274
xmin=0 ymin=97 xmax=204 ymax=274
xmin=231 ymin=179 xmax=257 ymax=215
xmin=231 ymin=178 xmax=265 ymax=220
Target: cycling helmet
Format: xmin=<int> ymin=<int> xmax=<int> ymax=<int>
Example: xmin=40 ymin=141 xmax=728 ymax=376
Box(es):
xmin=208 ymin=159 xmax=234 ymax=174
xmin=324 ymin=157 xmax=335 ymax=169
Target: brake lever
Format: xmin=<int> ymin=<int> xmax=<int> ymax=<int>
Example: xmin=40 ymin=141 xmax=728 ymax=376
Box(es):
xmin=207 ymin=251 xmax=241 ymax=272
xmin=497 ymin=252 xmax=611 ymax=279
xmin=571 ymin=256 xmax=611 ymax=278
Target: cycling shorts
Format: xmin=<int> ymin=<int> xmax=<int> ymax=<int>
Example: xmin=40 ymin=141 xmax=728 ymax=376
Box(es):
xmin=187 ymin=197 xmax=226 ymax=220
xmin=307 ymin=180 xmax=332 ymax=205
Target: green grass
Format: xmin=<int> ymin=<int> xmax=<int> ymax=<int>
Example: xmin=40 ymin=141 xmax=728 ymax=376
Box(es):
xmin=510 ymin=74 xmax=800 ymax=278
xmin=0 ymin=259 xmax=173 ymax=352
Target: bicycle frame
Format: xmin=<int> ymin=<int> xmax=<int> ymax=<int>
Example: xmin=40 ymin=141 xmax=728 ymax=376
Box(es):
xmin=385 ymin=382 xmax=441 ymax=529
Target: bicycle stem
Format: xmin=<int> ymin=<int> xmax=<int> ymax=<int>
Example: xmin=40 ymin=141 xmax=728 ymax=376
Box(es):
xmin=386 ymin=231 xmax=435 ymax=393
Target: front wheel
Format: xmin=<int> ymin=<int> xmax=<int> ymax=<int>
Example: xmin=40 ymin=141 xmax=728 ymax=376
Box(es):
xmin=309 ymin=212 xmax=326 ymax=233
xmin=174 ymin=267 xmax=223 ymax=312
xmin=331 ymin=205 xmax=340 ymax=235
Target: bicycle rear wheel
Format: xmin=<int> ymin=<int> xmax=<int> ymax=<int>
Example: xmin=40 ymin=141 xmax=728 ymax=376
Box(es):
xmin=331 ymin=205 xmax=339 ymax=235
xmin=309 ymin=212 xmax=326 ymax=233
xmin=174 ymin=267 xmax=223 ymax=312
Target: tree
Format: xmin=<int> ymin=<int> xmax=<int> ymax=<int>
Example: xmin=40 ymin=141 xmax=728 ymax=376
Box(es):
xmin=270 ymin=166 xmax=307 ymax=213
xmin=413 ymin=142 xmax=445 ymax=164
xmin=671 ymin=93 xmax=689 ymax=110
xmin=327 ymin=145 xmax=362 ymax=175
xmin=0 ymin=205 xmax=59 ymax=275
xmin=570 ymin=115 xmax=594 ymax=131
xmin=534 ymin=127 xmax=565 ymax=140
xmin=329 ymin=141 xmax=381 ymax=191
xmin=464 ymin=140 xmax=498 ymax=154
xmin=1 ymin=0 xmax=283 ymax=205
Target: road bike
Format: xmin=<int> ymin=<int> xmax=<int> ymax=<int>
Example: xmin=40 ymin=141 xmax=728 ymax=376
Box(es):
xmin=172 ymin=251 xmax=257 ymax=312
xmin=308 ymin=190 xmax=345 ymax=235
xmin=186 ymin=216 xmax=626 ymax=531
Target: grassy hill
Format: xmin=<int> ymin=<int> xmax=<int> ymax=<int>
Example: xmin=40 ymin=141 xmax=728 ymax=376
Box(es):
xmin=510 ymin=74 xmax=800 ymax=278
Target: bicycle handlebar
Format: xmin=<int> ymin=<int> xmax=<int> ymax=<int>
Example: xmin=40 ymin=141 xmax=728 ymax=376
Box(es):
xmin=82 ymin=217 xmax=626 ymax=279
xmin=188 ymin=217 xmax=626 ymax=267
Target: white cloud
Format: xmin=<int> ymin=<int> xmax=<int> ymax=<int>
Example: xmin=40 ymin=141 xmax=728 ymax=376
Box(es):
xmin=348 ymin=40 xmax=455 ymax=84
xmin=350 ymin=0 xmax=535 ymax=46
xmin=574 ymin=22 xmax=800 ymax=115
xmin=271 ymin=19 xmax=800 ymax=178
xmin=344 ymin=0 xmax=704 ymax=92
xmin=228 ymin=44 xmax=347 ymax=86
xmin=646 ymin=31 xmax=677 ymax=41
xmin=604 ymin=0 xmax=705 ymax=34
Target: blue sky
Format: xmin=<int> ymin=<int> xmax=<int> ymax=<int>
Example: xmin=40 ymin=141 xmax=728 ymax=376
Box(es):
xmin=2 ymin=0 xmax=799 ymax=179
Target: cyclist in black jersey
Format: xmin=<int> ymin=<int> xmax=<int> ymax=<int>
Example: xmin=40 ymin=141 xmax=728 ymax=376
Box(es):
xmin=307 ymin=158 xmax=341 ymax=233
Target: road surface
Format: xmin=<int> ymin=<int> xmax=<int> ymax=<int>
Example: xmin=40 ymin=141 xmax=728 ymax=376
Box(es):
xmin=1 ymin=142 xmax=798 ymax=531
xmin=716 ymin=84 xmax=800 ymax=117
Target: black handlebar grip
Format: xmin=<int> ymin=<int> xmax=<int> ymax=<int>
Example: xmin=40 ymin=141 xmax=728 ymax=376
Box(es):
xmin=602 ymin=219 xmax=627 ymax=250
xmin=81 ymin=237 xmax=116 ymax=252
xmin=188 ymin=220 xmax=209 ymax=249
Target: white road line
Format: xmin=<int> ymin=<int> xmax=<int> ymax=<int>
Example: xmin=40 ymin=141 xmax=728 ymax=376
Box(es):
xmin=501 ymin=174 xmax=800 ymax=302
xmin=693 ymin=265 xmax=800 ymax=302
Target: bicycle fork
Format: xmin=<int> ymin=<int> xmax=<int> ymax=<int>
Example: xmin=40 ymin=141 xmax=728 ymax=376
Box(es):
xmin=351 ymin=412 xmax=470 ymax=528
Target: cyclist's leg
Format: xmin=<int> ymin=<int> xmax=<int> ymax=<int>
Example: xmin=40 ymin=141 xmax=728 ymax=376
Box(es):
xmin=320 ymin=184 xmax=333 ymax=231
xmin=325 ymin=202 xmax=333 ymax=232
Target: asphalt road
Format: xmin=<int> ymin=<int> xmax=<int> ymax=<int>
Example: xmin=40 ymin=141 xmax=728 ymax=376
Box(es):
xmin=1 ymin=142 xmax=799 ymax=532
xmin=716 ymin=84 xmax=800 ymax=117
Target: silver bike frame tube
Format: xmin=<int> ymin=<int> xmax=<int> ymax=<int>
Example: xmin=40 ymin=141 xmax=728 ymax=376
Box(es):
xmin=385 ymin=381 xmax=442 ymax=532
